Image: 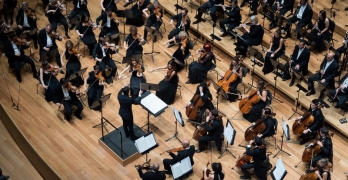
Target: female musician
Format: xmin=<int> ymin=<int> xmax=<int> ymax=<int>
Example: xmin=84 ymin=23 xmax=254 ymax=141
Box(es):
xmin=3 ymin=0 xmax=17 ymax=25
xmin=61 ymin=40 xmax=83 ymax=86
xmin=203 ymin=162 xmax=225 ymax=180
xmin=187 ymin=43 xmax=214 ymax=84
xmin=307 ymin=127 xmax=333 ymax=169
xmin=68 ymin=0 xmax=90 ymax=30
xmin=329 ymin=73 xmax=348 ymax=110
xmin=256 ymin=108 xmax=277 ymax=139
xmin=125 ymin=0 xmax=150 ymax=26
xmin=76 ymin=14 xmax=97 ymax=56
xmin=45 ymin=0 xmax=70 ymax=39
xmin=262 ymin=29 xmax=285 ymax=74
xmin=142 ymin=0 xmax=162 ymax=42
xmin=83 ymin=65 xmax=105 ymax=110
xmin=163 ymin=31 xmax=190 ymax=72
xmin=118 ymin=57 xmax=146 ymax=98
xmin=39 ymin=60 xmax=61 ymax=102
xmin=124 ymin=25 xmax=146 ymax=57
xmin=309 ymin=10 xmax=330 ymax=52
xmin=150 ymin=60 xmax=179 ymax=105
xmin=314 ymin=158 xmax=331 ymax=180
xmin=219 ymin=56 xmax=243 ymax=102
xmin=242 ymin=80 xmax=269 ymax=123
xmin=100 ymin=0 xmax=119 ymax=13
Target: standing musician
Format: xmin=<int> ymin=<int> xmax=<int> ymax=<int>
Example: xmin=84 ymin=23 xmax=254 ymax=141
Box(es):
xmin=16 ymin=2 xmax=39 ymax=49
xmin=281 ymin=39 xmax=310 ymax=87
xmin=92 ymin=37 xmax=118 ymax=84
xmin=306 ymin=52 xmax=338 ymax=96
xmin=39 ymin=60 xmax=61 ymax=102
xmin=308 ymin=127 xmax=333 ymax=169
xmin=167 ymin=8 xmax=190 ymax=48
xmin=262 ymin=29 xmax=285 ymax=75
xmin=136 ymin=162 xmax=166 ymax=180
xmin=83 ymin=65 xmax=105 ymax=110
xmin=308 ymin=10 xmax=330 ymax=52
xmin=195 ymin=109 xmax=224 ymax=153
xmin=45 ymin=0 xmax=70 ymax=39
xmin=125 ymin=0 xmax=151 ymax=27
xmin=329 ymin=72 xmax=348 ymax=110
xmin=269 ymin=0 xmax=295 ymax=29
xmin=60 ymin=40 xmax=83 ymax=86
xmin=96 ymin=7 xmax=120 ymax=43
xmin=162 ymin=139 xmax=195 ymax=175
xmin=192 ymin=0 xmax=224 ymax=25
xmin=5 ymin=33 xmax=38 ymax=83
xmin=3 ymin=0 xmax=17 ymax=25
xmin=240 ymin=136 xmax=267 ymax=180
xmin=218 ymin=0 xmax=241 ymax=38
xmin=187 ymin=43 xmax=214 ymax=84
xmin=256 ymin=108 xmax=277 ymax=139
xmin=124 ymin=25 xmax=146 ymax=57
xmin=162 ymin=31 xmax=189 ymax=72
xmin=142 ymin=0 xmax=162 ymax=42
xmin=68 ymin=0 xmax=90 ymax=30
xmin=203 ymin=162 xmax=225 ymax=180
xmin=76 ymin=14 xmax=97 ymax=56
xmin=100 ymin=0 xmax=119 ymax=13
xmin=38 ymin=24 xmax=64 ymax=74
xmin=284 ymin=0 xmax=313 ymax=38
xmin=54 ymin=78 xmax=83 ymax=121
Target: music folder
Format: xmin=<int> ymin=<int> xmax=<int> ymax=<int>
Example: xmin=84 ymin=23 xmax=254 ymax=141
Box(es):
xmin=140 ymin=91 xmax=168 ymax=117
xmin=171 ymin=156 xmax=192 ymax=180
xmin=271 ymin=158 xmax=287 ymax=180
xmin=134 ymin=133 xmax=158 ymax=154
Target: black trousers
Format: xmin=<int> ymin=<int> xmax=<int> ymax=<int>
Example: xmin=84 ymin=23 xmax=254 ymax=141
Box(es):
xmin=49 ymin=16 xmax=69 ymax=34
xmin=99 ymin=27 xmax=120 ymax=44
xmin=87 ymin=87 xmax=103 ymax=108
xmin=40 ymin=48 xmax=62 ymax=67
xmin=68 ymin=8 xmax=89 ymax=25
xmin=196 ymin=2 xmax=222 ymax=23
xmin=3 ymin=7 xmax=15 ymax=24
xmin=168 ymin=28 xmax=181 ymax=42
xmin=270 ymin=5 xmax=289 ymax=24
xmin=10 ymin=55 xmax=38 ymax=81
xmin=219 ymin=19 xmax=240 ymax=33
xmin=241 ymin=163 xmax=267 ymax=180
xmin=122 ymin=117 xmax=136 ymax=138
xmin=97 ymin=58 xmax=117 ymax=79
xmin=126 ymin=48 xmax=143 ymax=57
xmin=163 ymin=158 xmax=177 ymax=174
xmin=283 ymin=61 xmax=306 ymax=83
xmin=308 ymin=72 xmax=330 ymax=92
xmin=62 ymin=98 xmax=83 ymax=120
xmin=330 ymin=90 xmax=348 ymax=110
xmin=262 ymin=51 xmax=284 ymax=74
xmin=143 ymin=19 xmax=162 ymax=41
xmin=285 ymin=16 xmax=308 ymax=34
xmin=16 ymin=26 xmax=38 ymax=46
xmin=198 ymin=134 xmax=223 ymax=151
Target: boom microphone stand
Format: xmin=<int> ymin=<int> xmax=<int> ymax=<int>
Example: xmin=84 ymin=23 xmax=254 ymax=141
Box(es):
xmin=270 ymin=59 xmax=284 ymax=103
xmin=288 ymin=71 xmax=308 ymax=119
xmin=143 ymin=27 xmax=162 ymax=62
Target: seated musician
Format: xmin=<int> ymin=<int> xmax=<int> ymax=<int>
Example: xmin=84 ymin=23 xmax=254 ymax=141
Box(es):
xmin=38 ymin=24 xmax=64 ymax=74
xmin=306 ymin=52 xmax=338 ymax=96
xmin=240 ymin=136 xmax=267 ymax=180
xmin=125 ymin=0 xmax=150 ymax=27
xmin=256 ymin=108 xmax=277 ymax=139
xmin=308 ymin=127 xmax=333 ymax=169
xmin=281 ymin=39 xmax=310 ymax=86
xmin=16 ymin=2 xmax=39 ymax=49
xmin=192 ymin=0 xmax=224 ymax=25
xmin=312 ymin=158 xmax=332 ymax=180
xmin=60 ymin=40 xmax=83 ymax=86
xmin=241 ymin=0 xmax=258 ymax=16
xmin=234 ymin=16 xmax=264 ymax=57
xmin=92 ymin=37 xmax=118 ymax=84
xmin=76 ymin=14 xmax=97 ymax=56
xmin=242 ymin=80 xmax=269 ymax=123
xmin=308 ymin=10 xmax=330 ymax=52
xmin=296 ymin=99 xmax=324 ymax=145
xmin=54 ymin=78 xmax=83 ymax=121
xmin=203 ymin=162 xmax=225 ymax=180
xmin=219 ymin=0 xmax=241 ymax=38
xmin=136 ymin=162 xmax=166 ymax=180
xmin=100 ymin=0 xmax=119 ymax=13
xmin=162 ymin=31 xmax=189 ymax=72
xmin=219 ymin=56 xmax=243 ymax=102
xmin=196 ymin=109 xmax=224 ymax=153
xmin=45 ymin=0 xmax=70 ymax=39
xmin=284 ymin=0 xmax=313 ymax=38
xmin=336 ymin=35 xmax=348 ymax=58
xmin=5 ymin=33 xmax=38 ymax=83
xmin=124 ymin=25 xmax=146 ymax=57
xmin=68 ymin=0 xmax=90 ymax=30
xmin=83 ymin=65 xmax=105 ymax=110
xmin=3 ymin=0 xmax=17 ymax=25
xmin=329 ymin=73 xmax=348 ymax=110
xmin=187 ymin=43 xmax=214 ymax=84
xmin=96 ymin=7 xmax=120 ymax=43
xmin=262 ymin=29 xmax=285 ymax=74
xmin=0 ymin=19 xmax=13 ymax=44
xmin=167 ymin=8 xmax=190 ymax=48
xmin=269 ymin=0 xmax=295 ymax=29
xmin=39 ymin=60 xmax=61 ymax=102
xmin=162 ymin=139 xmax=195 ymax=175
xmin=142 ymin=0 xmax=162 ymax=42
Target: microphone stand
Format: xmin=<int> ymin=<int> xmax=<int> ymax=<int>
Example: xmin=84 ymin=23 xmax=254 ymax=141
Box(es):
xmin=193 ymin=8 xmax=206 ymax=46
xmin=288 ymin=72 xmax=307 ymax=119
xmin=209 ymin=23 xmax=221 ymax=62
xmin=270 ymin=59 xmax=284 ymax=103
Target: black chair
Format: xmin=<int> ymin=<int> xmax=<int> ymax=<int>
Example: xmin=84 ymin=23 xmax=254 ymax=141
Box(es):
xmin=266 ymin=89 xmax=273 ymax=106
xmin=184 ymin=41 xmax=195 ymax=71
xmin=327 ymin=18 xmax=336 ymax=47
xmin=264 ymin=117 xmax=278 ymax=149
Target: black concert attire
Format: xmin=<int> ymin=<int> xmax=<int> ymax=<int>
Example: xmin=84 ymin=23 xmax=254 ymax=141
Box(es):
xmin=45 ymin=3 xmax=69 ymax=35
xmin=76 ymin=21 xmax=97 ymax=55
xmin=219 ymin=5 xmax=241 ymax=35
xmin=262 ymin=34 xmax=285 ymax=74
xmin=300 ymin=105 xmax=325 ymax=144
xmin=129 ymin=64 xmax=146 ymax=98
xmin=213 ymin=173 xmax=225 ymax=180
xmin=86 ymin=70 xmax=104 ymax=108
xmin=124 ymin=33 xmax=143 ymax=57
xmin=172 ymin=38 xmax=190 ymax=72
xmin=5 ymin=40 xmax=38 ymax=82
xmin=197 ymin=117 xmax=224 ymax=151
xmin=156 ymin=70 xmax=179 ymax=105
xmin=38 ymin=28 xmax=62 ymax=67
xmin=168 ymin=14 xmax=190 ymax=46
xmin=260 ymin=116 xmax=277 ymax=138
xmin=64 ymin=50 xmax=83 ymax=86
xmin=285 ymin=3 xmax=313 ymax=37
xmin=190 ymin=85 xmax=214 ymax=123
xmin=317 ymin=169 xmax=331 ymax=180
xmin=241 ymin=0 xmax=259 ymax=14
xmin=241 ymin=145 xmax=267 ymax=180
xmin=235 ymin=24 xmax=264 ymax=56
xmin=225 ymin=64 xmax=242 ymax=102
xmin=102 ymin=0 xmax=117 ymax=13
xmin=193 ymin=0 xmax=224 ymax=23
xmin=243 ymin=89 xmax=269 ymax=123
xmin=311 ymin=136 xmax=333 ymax=168
xmin=143 ymin=5 xmax=163 ymax=42
xmin=329 ymin=74 xmax=348 ymax=110
xmin=0 ymin=28 xmax=8 ymax=45
xmin=117 ymin=88 xmax=141 ymax=140
xmin=269 ymin=0 xmax=294 ymax=27
xmin=125 ymin=0 xmax=150 ymax=27
xmin=68 ymin=0 xmax=90 ymax=28
xmin=96 ymin=12 xmax=120 ymax=42
xmin=336 ymin=44 xmax=348 ymax=58
xmin=310 ymin=18 xmax=330 ymax=51
xmin=3 ymin=0 xmax=17 ymax=24
xmin=163 ymin=145 xmax=195 ymax=174
xmin=92 ymin=43 xmax=117 ymax=81
xmin=137 ymin=168 xmax=166 ymax=180
xmin=188 ymin=52 xmax=214 ymax=84
xmin=40 ymin=68 xmax=61 ymax=102
xmin=282 ymin=45 xmax=310 ymax=84
xmin=16 ymin=7 xmax=38 ymax=47
xmin=54 ymin=85 xmax=83 ymax=121
xmin=307 ymin=58 xmax=338 ymax=94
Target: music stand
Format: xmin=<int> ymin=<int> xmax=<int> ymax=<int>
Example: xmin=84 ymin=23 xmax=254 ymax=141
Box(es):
xmin=288 ymin=71 xmax=308 ymax=119
xmin=91 ymin=93 xmax=112 ymax=139
xmin=211 ymin=80 xmax=229 ymax=112
xmin=174 ymin=2 xmax=183 ymax=15
xmin=165 ymin=52 xmax=184 ymax=67
xmin=219 ymin=119 xmax=236 ymax=159
xmin=270 ymin=158 xmax=287 ymax=180
xmin=270 ymin=58 xmax=284 ymax=103
xmin=171 ymin=156 xmax=193 ymax=180
xmin=115 ymin=10 xmax=133 ymax=42
xmin=246 ymin=47 xmax=264 ymax=93
xmin=143 ymin=27 xmax=162 ymax=62
xmin=273 ymin=117 xmax=291 ymax=158
xmin=134 ymin=133 xmax=159 ymax=165
xmin=67 ymin=67 xmax=88 ymax=106
xmin=165 ymin=105 xmax=184 ymax=143
xmin=40 ymin=48 xmax=57 ymax=62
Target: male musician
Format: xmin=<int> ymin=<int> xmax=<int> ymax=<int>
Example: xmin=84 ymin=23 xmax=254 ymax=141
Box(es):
xmin=196 ymin=109 xmax=224 ymax=153
xmin=282 ymin=39 xmax=310 ymax=86
xmin=306 ymin=52 xmax=338 ymax=96
xmin=92 ymin=37 xmax=117 ymax=84
xmin=125 ymin=0 xmax=151 ymax=27
xmin=219 ymin=0 xmax=241 ymax=37
xmin=45 ymin=0 xmax=70 ymax=39
xmin=83 ymin=65 xmax=105 ymax=110
xmin=137 ymin=163 xmax=166 ymax=180
xmin=162 ymin=139 xmax=195 ymax=175
xmin=192 ymin=0 xmax=224 ymax=25
xmin=256 ymin=108 xmax=277 ymax=139
xmin=284 ymin=0 xmax=313 ymax=38
xmin=167 ymin=8 xmax=190 ymax=48
xmin=54 ymin=78 xmax=83 ymax=121
xmin=38 ymin=24 xmax=64 ymax=73
xmin=329 ymin=73 xmax=348 ymax=110
xmin=269 ymin=0 xmax=295 ymax=29
xmin=308 ymin=127 xmax=333 ymax=168
xmin=0 ymin=168 xmax=10 ymax=180
xmin=240 ymin=136 xmax=267 ymax=180
xmin=96 ymin=7 xmax=120 ymax=42
xmin=5 ymin=33 xmax=38 ymax=83
xmin=16 ymin=2 xmax=38 ymax=49
xmin=142 ymin=0 xmax=162 ymax=42
xmin=68 ymin=0 xmax=90 ymax=30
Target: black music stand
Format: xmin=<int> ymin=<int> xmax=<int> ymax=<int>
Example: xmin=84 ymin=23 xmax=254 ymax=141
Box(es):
xmin=165 ymin=52 xmax=184 ymax=67
xmin=40 ymin=48 xmax=57 ymax=62
xmin=165 ymin=105 xmax=184 ymax=143
xmin=174 ymin=1 xmax=183 ymax=15
xmin=288 ymin=71 xmax=308 ymax=119
xmin=67 ymin=67 xmax=88 ymax=106
xmin=115 ymin=10 xmax=133 ymax=42
xmin=143 ymin=27 xmax=162 ymax=62
xmin=211 ymin=80 xmax=229 ymax=112
xmin=273 ymin=117 xmax=291 ymax=158
xmin=270 ymin=58 xmax=284 ymax=103
xmin=92 ymin=93 xmax=112 ymax=139
xmin=246 ymin=47 xmax=264 ymax=93
xmin=219 ymin=119 xmax=236 ymax=159
xmin=193 ymin=8 xmax=207 ymax=45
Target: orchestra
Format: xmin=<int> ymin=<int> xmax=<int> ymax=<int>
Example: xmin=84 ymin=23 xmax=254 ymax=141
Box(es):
xmin=45 ymin=0 xmax=70 ymax=39
xmin=218 ymin=0 xmax=241 ymax=38
xmin=76 ymin=13 xmax=97 ymax=56
xmin=329 ymin=73 xmax=348 ymax=110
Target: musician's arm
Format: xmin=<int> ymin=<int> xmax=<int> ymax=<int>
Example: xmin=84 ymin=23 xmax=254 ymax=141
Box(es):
xmin=320 ymin=139 xmax=332 ymax=155
xmin=15 ymin=10 xmax=21 ymax=26
xmin=245 ymin=146 xmax=257 ymax=156
xmin=142 ymin=7 xmax=149 ymax=16
xmin=282 ymin=0 xmax=293 ymax=9
xmin=298 ymin=49 xmax=310 ymax=67
xmin=299 ymin=8 xmax=313 ymax=24
xmin=40 ymin=68 xmax=47 ymax=87
xmin=260 ymin=90 xmax=267 ymax=102
xmin=100 ymin=0 xmax=105 ymax=10
xmin=84 ymin=73 xmax=90 ymax=91
xmin=268 ymin=35 xmax=274 ymax=52
xmin=60 ymin=49 xmax=66 ymax=66
xmin=236 ymin=67 xmax=243 ymax=78
xmin=325 ymin=63 xmax=338 ymax=82
xmin=118 ymin=65 xmax=130 ymax=78
xmin=319 ymin=19 xmax=329 ymax=34
xmin=205 ymin=121 xmax=218 ymax=132
xmin=96 ymin=14 xmax=103 ymax=26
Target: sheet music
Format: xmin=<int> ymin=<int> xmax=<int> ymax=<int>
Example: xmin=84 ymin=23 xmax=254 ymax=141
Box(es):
xmin=145 ymin=133 xmax=157 ymax=148
xmin=141 ymin=93 xmax=167 ymax=115
xmin=172 ymin=105 xmax=184 ymax=126
xmin=224 ymin=122 xmax=234 ymax=144
xmin=273 ymin=158 xmax=286 ymax=180
xmin=171 ymin=162 xmax=183 ymax=179
xmin=171 ymin=157 xmax=192 ymax=179
xmin=180 ymin=157 xmax=192 ymax=173
xmin=135 ymin=136 xmax=148 ymax=153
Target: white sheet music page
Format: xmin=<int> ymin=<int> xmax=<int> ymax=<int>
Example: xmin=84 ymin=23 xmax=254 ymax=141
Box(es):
xmin=223 ymin=122 xmax=233 ymax=144
xmin=145 ymin=133 xmax=157 ymax=148
xmin=135 ymin=136 xmax=148 ymax=153
xmin=180 ymin=157 xmax=192 ymax=174
xmin=171 ymin=162 xmax=183 ymax=179
xmin=274 ymin=158 xmax=286 ymax=180
xmin=141 ymin=93 xmax=167 ymax=114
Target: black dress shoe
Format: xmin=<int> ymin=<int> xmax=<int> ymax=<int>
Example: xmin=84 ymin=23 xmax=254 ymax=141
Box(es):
xmin=328 ymin=98 xmax=333 ymax=102
xmin=193 ymin=19 xmax=202 ymax=24
xmin=282 ymin=77 xmax=290 ymax=81
xmin=289 ymin=82 xmax=294 ymax=87
xmin=195 ymin=149 xmax=204 ymax=153
xmin=269 ymin=23 xmax=275 ymax=29
xmin=74 ymin=113 xmax=82 ymax=120
xmin=220 ymin=32 xmax=228 ymax=37
xmin=167 ymin=44 xmax=175 ymax=48
xmin=60 ymin=70 xmax=65 ymax=74
xmin=185 ymin=80 xmax=191 ymax=84
xmin=306 ymin=91 xmax=316 ymax=96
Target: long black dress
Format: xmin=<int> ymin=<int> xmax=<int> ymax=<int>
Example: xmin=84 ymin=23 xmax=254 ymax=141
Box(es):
xmin=156 ymin=71 xmax=179 ymax=104
xmin=311 ymin=18 xmax=330 ymax=51
xmin=262 ymin=35 xmax=285 ymax=74
xmin=130 ymin=65 xmax=146 ymax=98
xmin=188 ymin=52 xmax=213 ymax=84
xmin=172 ymin=39 xmax=190 ymax=72
xmin=64 ymin=51 xmax=83 ymax=86
xmin=125 ymin=33 xmax=143 ymax=57
xmin=243 ymin=89 xmax=268 ymax=122
xmin=126 ymin=0 xmax=150 ymax=26
xmin=76 ymin=22 xmax=97 ymax=56
xmin=41 ymin=70 xmax=60 ymax=102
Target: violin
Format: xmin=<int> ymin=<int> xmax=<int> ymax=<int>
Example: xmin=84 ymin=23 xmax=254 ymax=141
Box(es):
xmin=64 ymin=82 xmax=80 ymax=93
xmin=201 ymin=162 xmax=211 ymax=180
xmin=53 ymin=0 xmax=66 ymax=12
xmin=47 ymin=64 xmax=60 ymax=75
xmin=182 ymin=15 xmax=188 ymax=29
xmin=181 ymin=38 xmax=187 ymax=55
xmin=133 ymin=33 xmax=147 ymax=45
xmin=14 ymin=38 xmax=29 ymax=46
xmin=135 ymin=164 xmax=151 ymax=171
xmin=218 ymin=61 xmax=241 ymax=93
xmin=95 ymin=71 xmax=105 ymax=83
xmin=48 ymin=31 xmax=63 ymax=41
xmin=69 ymin=47 xmax=80 ymax=57
xmin=132 ymin=63 xmax=146 ymax=79
xmin=153 ymin=7 xmax=162 ymax=22
xmin=160 ymin=147 xmax=185 ymax=155
xmin=292 ymin=104 xmax=324 ymax=136
xmin=26 ymin=9 xmax=37 ymax=19
xmin=239 ymin=84 xmax=268 ymax=114
xmin=108 ymin=12 xmax=120 ymax=23
xmin=164 ymin=69 xmax=173 ymax=81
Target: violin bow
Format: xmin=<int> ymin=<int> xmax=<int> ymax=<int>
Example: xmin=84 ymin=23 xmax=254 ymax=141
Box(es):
xmin=53 ymin=0 xmax=66 ymax=14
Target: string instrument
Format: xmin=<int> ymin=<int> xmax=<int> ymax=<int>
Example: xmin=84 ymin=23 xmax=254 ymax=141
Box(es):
xmin=68 ymin=47 xmax=81 ymax=57
xmin=217 ymin=63 xmax=240 ymax=93
xmin=64 ymin=82 xmax=81 ymax=94
xmin=0 ymin=22 xmax=14 ymax=34
xmin=299 ymin=170 xmax=319 ymax=180
xmin=182 ymin=15 xmax=188 ymax=30
xmin=47 ymin=64 xmax=60 ymax=75
xmin=154 ymin=7 xmax=162 ymax=22
xmin=160 ymin=147 xmax=185 ymax=155
xmin=164 ymin=69 xmax=173 ymax=81
xmin=244 ymin=114 xmax=276 ymax=141
xmin=14 ymin=38 xmax=29 ymax=46
xmin=234 ymin=153 xmax=253 ymax=169
xmin=292 ymin=103 xmax=324 ymax=136
xmin=181 ymin=38 xmax=187 ymax=55
xmin=26 ymin=9 xmax=37 ymax=19
xmin=135 ymin=164 xmax=151 ymax=171
xmin=192 ymin=119 xmax=214 ymax=141
xmin=132 ymin=63 xmax=146 ymax=79
xmin=186 ymin=93 xmax=206 ymax=120
xmin=95 ymin=71 xmax=107 ymax=86
xmin=239 ymin=84 xmax=268 ymax=114
xmin=48 ymin=31 xmax=63 ymax=41
xmin=53 ymin=0 xmax=66 ymax=13
xmin=128 ymin=33 xmax=147 ymax=47
xmin=109 ymin=12 xmax=120 ymax=23
xmin=201 ymin=162 xmax=211 ymax=180
xmin=83 ymin=20 xmax=97 ymax=30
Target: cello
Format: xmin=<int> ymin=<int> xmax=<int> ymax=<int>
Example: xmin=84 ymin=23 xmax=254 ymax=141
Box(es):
xmin=292 ymin=104 xmax=324 ymax=136
xmin=186 ymin=83 xmax=210 ymax=121
xmin=217 ymin=57 xmax=241 ymax=93
xmin=239 ymin=84 xmax=268 ymax=114
xmin=244 ymin=114 xmax=275 ymax=141
xmin=201 ymin=162 xmax=211 ymax=180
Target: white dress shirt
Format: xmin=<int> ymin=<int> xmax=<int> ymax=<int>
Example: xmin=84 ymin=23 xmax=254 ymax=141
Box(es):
xmin=297 ymin=4 xmax=307 ymax=19
xmin=46 ymin=33 xmax=53 ymax=47
xmin=62 ymin=86 xmax=72 ymax=100
xmin=11 ymin=41 xmax=20 ymax=54
xmin=23 ymin=14 xmax=30 ymax=27
xmin=323 ymin=60 xmax=333 ymax=73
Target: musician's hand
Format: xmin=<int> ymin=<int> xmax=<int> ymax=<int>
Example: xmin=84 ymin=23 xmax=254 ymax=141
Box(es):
xmin=149 ymin=69 xmax=154 ymax=72
xmin=267 ymin=49 xmax=271 ymax=53
xmin=170 ymin=20 xmax=173 ymax=25
xmin=310 ymin=166 xmax=314 ymax=170
xmin=295 ymin=21 xmax=299 ymax=25
xmin=317 ymin=32 xmax=321 ymax=36
xmin=84 ymin=86 xmax=87 ymax=92
xmin=118 ymin=75 xmax=122 ymax=79
xmin=139 ymin=90 xmax=143 ymax=96
xmin=43 ymin=85 xmax=48 ymax=89
xmin=340 ymin=85 xmax=345 ymax=90
xmin=33 ymin=16 xmax=37 ymax=20
xmin=257 ymin=133 xmax=263 ymax=138
xmin=61 ymin=62 xmax=65 ymax=67
xmin=18 ymin=25 xmax=23 ymax=29
xmin=199 ymin=86 xmax=203 ymax=92
xmin=303 ymin=129 xmax=309 ymax=134
xmin=317 ymin=141 xmax=323 ymax=147
xmin=186 ymin=102 xmax=191 ymax=107
xmin=270 ymin=53 xmax=274 ymax=58
xmin=232 ymin=69 xmax=236 ymax=73
xmin=220 ymin=75 xmax=224 ymax=79
xmin=56 ymin=103 xmax=61 ymax=107
xmin=320 ymin=79 xmax=325 ymax=83
xmin=252 ymin=122 xmax=255 ymax=126
xmin=124 ymin=46 xmax=128 ymax=51
xmin=102 ymin=8 xmax=105 ymax=12
xmin=295 ymin=64 xmax=300 ymax=70
xmin=123 ymin=82 xmax=129 ymax=87
xmin=145 ymin=13 xmax=149 ymax=18
xmin=257 ymin=90 xmax=261 ymax=96
xmin=249 ymin=140 xmax=254 ymax=145
xmin=44 ymin=47 xmax=50 ymax=51
xmin=97 ymin=59 xmax=102 ymax=62
xmin=162 ymin=41 xmax=167 ymax=46
xmin=79 ymin=33 xmax=84 ymax=38
xmin=15 ymin=53 xmax=21 ymax=57
xmin=320 ymin=70 xmax=324 ymax=74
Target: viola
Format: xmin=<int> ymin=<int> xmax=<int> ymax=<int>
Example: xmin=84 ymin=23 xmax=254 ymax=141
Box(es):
xmin=95 ymin=71 xmax=105 ymax=83
xmin=64 ymin=82 xmax=80 ymax=93
xmin=182 ymin=15 xmax=189 ymax=29
xmin=133 ymin=33 xmax=147 ymax=45
xmin=218 ymin=62 xmax=240 ymax=93
xmin=239 ymin=84 xmax=268 ymax=114
xmin=53 ymin=0 xmax=66 ymax=12
xmin=181 ymin=38 xmax=187 ymax=55
xmin=160 ymin=147 xmax=185 ymax=155
xmin=201 ymin=162 xmax=211 ymax=180
xmin=47 ymin=64 xmax=60 ymax=75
